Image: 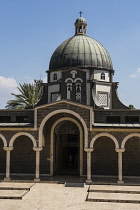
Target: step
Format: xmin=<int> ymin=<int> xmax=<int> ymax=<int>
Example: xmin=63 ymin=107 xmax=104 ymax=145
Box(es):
xmin=92 ymin=182 xmax=140 ymax=186
xmin=87 ymin=192 xmax=140 ymax=204
xmin=0 ymin=182 xmax=34 ymax=190
xmin=89 ymin=185 xmax=140 ymax=194
xmin=65 ymin=182 xmax=85 ymax=187
xmin=89 ymin=189 xmax=140 ymax=194
xmin=0 ymin=190 xmax=28 ymax=200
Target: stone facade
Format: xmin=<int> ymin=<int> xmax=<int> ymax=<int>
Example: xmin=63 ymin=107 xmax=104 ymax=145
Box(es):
xmin=0 ymin=16 xmax=140 ymax=183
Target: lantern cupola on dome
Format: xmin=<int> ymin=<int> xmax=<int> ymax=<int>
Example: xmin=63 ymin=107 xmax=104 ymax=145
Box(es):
xmin=75 ymin=12 xmax=87 ymax=35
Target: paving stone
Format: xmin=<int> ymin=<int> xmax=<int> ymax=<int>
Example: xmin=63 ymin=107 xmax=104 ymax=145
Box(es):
xmin=0 ymin=183 xmax=140 ymax=209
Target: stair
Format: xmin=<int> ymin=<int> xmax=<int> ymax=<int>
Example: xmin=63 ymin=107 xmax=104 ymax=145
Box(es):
xmin=0 ymin=182 xmax=33 ymax=200
xmin=0 ymin=190 xmax=28 ymax=200
xmin=86 ymin=184 xmax=140 ymax=204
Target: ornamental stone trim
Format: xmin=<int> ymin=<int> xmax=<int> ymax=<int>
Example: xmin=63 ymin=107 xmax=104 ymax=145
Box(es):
xmin=9 ymin=132 xmax=37 ymax=148
xmin=121 ymin=133 xmax=140 ymax=149
xmin=90 ymin=133 xmax=119 ymax=149
xmin=39 ymin=109 xmax=88 ymax=148
xmin=50 ymin=117 xmax=84 ymax=176
xmin=33 ymin=147 xmax=43 ymax=152
xmin=0 ymin=134 xmax=7 ymax=147
xmin=3 ymin=147 xmax=13 ymax=151
xmin=84 ymin=148 xmax=94 ymax=152
xmin=115 ymin=148 xmax=125 ymax=153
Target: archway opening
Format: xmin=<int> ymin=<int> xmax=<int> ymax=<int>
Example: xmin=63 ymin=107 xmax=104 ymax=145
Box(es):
xmin=0 ymin=139 xmax=6 ymax=175
xmin=92 ymin=137 xmax=117 ymax=176
xmin=54 ymin=121 xmax=79 ymax=175
xmin=11 ymin=136 xmax=35 ymax=174
xmin=123 ymin=136 xmax=140 ymax=176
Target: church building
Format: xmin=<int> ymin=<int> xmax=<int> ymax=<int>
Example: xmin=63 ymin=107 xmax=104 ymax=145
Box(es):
xmin=0 ymin=15 xmax=140 ymax=184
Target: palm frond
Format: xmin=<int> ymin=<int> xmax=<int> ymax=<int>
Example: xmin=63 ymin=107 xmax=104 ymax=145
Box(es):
xmin=5 ymin=80 xmax=43 ymax=109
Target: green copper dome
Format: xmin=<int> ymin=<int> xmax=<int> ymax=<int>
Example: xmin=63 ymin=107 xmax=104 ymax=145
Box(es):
xmin=49 ymin=17 xmax=113 ymax=71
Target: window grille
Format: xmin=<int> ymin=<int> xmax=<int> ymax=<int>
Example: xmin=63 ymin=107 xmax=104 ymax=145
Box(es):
xmin=98 ymin=93 xmax=108 ymax=106
xmin=76 ymin=83 xmax=81 ymax=101
xmin=51 ymin=93 xmax=59 ymax=102
xmin=76 ymin=93 xmax=81 ymax=100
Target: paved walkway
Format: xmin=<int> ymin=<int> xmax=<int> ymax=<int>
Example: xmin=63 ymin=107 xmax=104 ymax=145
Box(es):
xmin=0 ymin=183 xmax=140 ymax=209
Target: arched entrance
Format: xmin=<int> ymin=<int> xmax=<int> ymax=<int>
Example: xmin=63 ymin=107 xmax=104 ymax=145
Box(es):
xmin=90 ymin=133 xmax=119 ymax=177
xmin=40 ymin=114 xmax=84 ymax=176
xmin=10 ymin=135 xmax=36 ymax=174
xmin=53 ymin=120 xmax=80 ymax=175
xmin=122 ymin=134 xmax=140 ymax=176
xmin=0 ymin=135 xmax=7 ymax=175
xmin=91 ymin=136 xmax=117 ymax=175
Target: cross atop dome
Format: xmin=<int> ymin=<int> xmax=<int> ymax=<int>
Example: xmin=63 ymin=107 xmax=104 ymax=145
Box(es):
xmin=79 ymin=11 xmax=83 ymax=17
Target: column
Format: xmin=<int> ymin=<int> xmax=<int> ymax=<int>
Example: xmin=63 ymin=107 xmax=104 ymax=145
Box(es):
xmin=115 ymin=148 xmax=125 ymax=183
xmin=84 ymin=148 xmax=94 ymax=184
xmin=3 ymin=147 xmax=13 ymax=181
xmin=33 ymin=147 xmax=43 ymax=182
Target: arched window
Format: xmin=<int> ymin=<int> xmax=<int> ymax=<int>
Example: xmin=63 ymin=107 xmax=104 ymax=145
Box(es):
xmin=76 ymin=83 xmax=81 ymax=101
xmin=71 ymin=70 xmax=77 ymax=79
xmin=67 ymin=82 xmax=72 ymax=100
xmin=53 ymin=73 xmax=57 ymax=81
xmin=101 ymin=72 xmax=105 ymax=80
xmin=76 ymin=84 xmax=81 ymax=92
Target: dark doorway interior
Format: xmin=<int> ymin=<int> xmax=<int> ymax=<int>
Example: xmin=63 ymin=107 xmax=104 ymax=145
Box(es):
xmin=54 ymin=121 xmax=79 ymax=175
xmin=62 ymin=145 xmax=78 ymax=171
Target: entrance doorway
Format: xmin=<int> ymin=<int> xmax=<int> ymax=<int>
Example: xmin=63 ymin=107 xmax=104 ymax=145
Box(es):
xmin=54 ymin=121 xmax=79 ymax=175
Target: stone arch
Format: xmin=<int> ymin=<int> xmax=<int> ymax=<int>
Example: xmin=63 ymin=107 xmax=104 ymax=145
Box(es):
xmin=39 ymin=109 xmax=88 ymax=148
xmin=121 ymin=133 xmax=140 ymax=149
xmin=74 ymin=78 xmax=83 ymax=83
xmin=9 ymin=132 xmax=37 ymax=148
xmin=90 ymin=133 xmax=119 ymax=149
xmin=71 ymin=70 xmax=77 ymax=75
xmin=0 ymin=134 xmax=7 ymax=147
xmin=65 ymin=78 xmax=73 ymax=83
xmin=50 ymin=117 xmax=83 ymax=176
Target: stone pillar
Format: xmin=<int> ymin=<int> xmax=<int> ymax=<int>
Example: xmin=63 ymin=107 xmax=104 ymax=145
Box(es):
xmin=3 ymin=147 xmax=13 ymax=181
xmin=84 ymin=148 xmax=94 ymax=184
xmin=115 ymin=148 xmax=125 ymax=183
xmin=33 ymin=147 xmax=43 ymax=182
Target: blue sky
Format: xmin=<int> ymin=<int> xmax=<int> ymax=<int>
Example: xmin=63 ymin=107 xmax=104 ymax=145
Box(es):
xmin=0 ymin=0 xmax=140 ymax=108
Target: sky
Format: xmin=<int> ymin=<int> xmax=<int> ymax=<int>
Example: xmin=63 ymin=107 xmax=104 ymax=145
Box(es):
xmin=0 ymin=0 xmax=140 ymax=109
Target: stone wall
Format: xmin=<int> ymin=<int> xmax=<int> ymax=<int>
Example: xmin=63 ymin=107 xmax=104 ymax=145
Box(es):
xmin=94 ymin=109 xmax=140 ymax=123
xmin=36 ymin=102 xmax=91 ymax=129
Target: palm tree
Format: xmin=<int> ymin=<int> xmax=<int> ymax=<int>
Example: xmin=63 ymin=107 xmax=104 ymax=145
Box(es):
xmin=6 ymin=80 xmax=43 ymax=109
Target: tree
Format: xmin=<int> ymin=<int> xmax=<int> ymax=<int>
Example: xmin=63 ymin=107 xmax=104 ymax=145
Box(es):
xmin=129 ymin=104 xmax=135 ymax=109
xmin=6 ymin=80 xmax=43 ymax=109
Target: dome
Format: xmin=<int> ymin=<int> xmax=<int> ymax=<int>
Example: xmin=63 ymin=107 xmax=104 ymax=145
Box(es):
xmin=49 ymin=17 xmax=113 ymax=71
xmin=49 ymin=35 xmax=113 ymax=70
xmin=75 ymin=17 xmax=87 ymax=24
